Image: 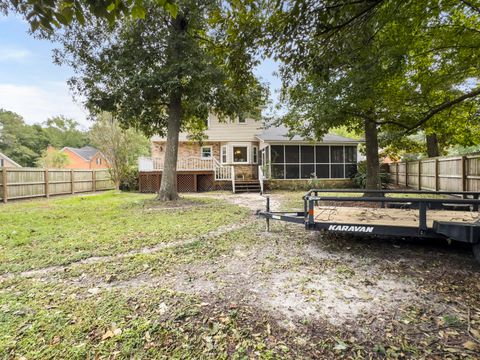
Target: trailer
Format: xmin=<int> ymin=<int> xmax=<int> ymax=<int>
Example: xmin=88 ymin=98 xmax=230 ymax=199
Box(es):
xmin=257 ymin=189 xmax=480 ymax=263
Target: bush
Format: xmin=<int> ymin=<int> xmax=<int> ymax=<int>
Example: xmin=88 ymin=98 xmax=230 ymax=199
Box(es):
xmin=119 ymin=166 xmax=139 ymax=191
xmin=351 ymin=161 xmax=390 ymax=189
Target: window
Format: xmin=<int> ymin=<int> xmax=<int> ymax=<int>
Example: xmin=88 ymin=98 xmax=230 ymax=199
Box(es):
xmin=238 ymin=115 xmax=246 ymax=124
xmin=252 ymin=146 xmax=258 ymax=164
xmin=233 ymin=146 xmax=248 ymax=163
xmin=221 ymin=146 xmax=227 ymax=164
xmin=201 ymin=146 xmax=212 ymax=159
xmin=267 ymin=144 xmax=358 ymax=180
xmin=96 ymin=158 xmax=102 ymax=165
xmin=316 ymin=146 xmax=329 ymax=163
xmin=301 ymin=146 xmax=314 ymax=163
xmin=271 ymin=145 xmax=284 ymax=164
xmin=345 ymin=146 xmax=357 ymax=163
xmin=0 ymin=159 xmax=3 ymax=167
xmin=331 ymin=146 xmax=344 ymax=163
xmin=285 ymin=146 xmax=299 ymax=163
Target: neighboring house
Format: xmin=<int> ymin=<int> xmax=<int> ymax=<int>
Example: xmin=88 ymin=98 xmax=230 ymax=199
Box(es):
xmin=0 ymin=152 xmax=22 ymax=168
xmin=59 ymin=146 xmax=109 ymax=170
xmin=139 ymin=114 xmax=361 ymax=192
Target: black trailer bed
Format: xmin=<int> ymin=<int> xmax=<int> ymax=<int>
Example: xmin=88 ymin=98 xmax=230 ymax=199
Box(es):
xmin=257 ymin=189 xmax=480 ymax=262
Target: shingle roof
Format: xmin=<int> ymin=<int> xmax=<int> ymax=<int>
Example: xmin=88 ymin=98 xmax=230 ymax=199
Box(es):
xmin=63 ymin=146 xmax=99 ymax=161
xmin=255 ymin=125 xmax=361 ymax=143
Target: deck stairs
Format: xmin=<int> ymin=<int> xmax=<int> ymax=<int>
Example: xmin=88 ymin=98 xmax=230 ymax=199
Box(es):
xmin=234 ymin=180 xmax=261 ymax=193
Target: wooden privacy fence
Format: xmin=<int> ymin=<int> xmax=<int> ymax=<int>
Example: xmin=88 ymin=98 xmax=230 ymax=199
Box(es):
xmin=0 ymin=168 xmax=115 ymax=203
xmin=388 ymin=154 xmax=480 ymax=192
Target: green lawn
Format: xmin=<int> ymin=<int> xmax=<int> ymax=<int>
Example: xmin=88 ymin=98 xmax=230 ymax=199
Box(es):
xmin=1 ymin=191 xmax=478 ymax=359
xmin=0 ymin=191 xmax=248 ymax=273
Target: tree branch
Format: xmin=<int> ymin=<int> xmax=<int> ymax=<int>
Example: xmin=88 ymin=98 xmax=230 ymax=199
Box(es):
xmin=461 ymin=0 xmax=480 ymax=14
xmin=403 ymin=87 xmax=480 ymax=134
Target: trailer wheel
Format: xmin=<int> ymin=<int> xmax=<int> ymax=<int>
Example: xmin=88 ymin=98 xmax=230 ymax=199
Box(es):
xmin=473 ymin=242 xmax=480 ymax=263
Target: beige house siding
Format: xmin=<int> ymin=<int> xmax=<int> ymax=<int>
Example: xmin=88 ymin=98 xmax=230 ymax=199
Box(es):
xmin=0 ymin=153 xmax=22 ymax=168
xmin=152 ymin=114 xmax=263 ymax=143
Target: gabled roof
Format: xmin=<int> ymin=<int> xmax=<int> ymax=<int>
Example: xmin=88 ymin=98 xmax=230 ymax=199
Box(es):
xmin=256 ymin=125 xmax=361 ymax=143
xmin=0 ymin=152 xmax=22 ymax=167
xmin=62 ymin=146 xmax=100 ymax=161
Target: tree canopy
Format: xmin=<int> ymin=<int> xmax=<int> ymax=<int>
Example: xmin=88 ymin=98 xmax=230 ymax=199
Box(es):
xmin=0 ymin=109 xmax=88 ymax=166
xmin=4 ymin=0 xmax=177 ymax=32
xmin=264 ymin=0 xmax=480 ymax=188
xmin=54 ymin=0 xmax=267 ymax=199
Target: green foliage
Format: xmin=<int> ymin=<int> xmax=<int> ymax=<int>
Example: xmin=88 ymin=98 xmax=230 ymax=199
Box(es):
xmin=0 ymin=109 xmax=89 ymax=166
xmin=5 ymin=0 xmax=177 ymax=33
xmin=35 ymin=147 xmax=70 ymax=168
xmin=89 ymin=113 xmax=149 ymax=190
xmin=351 ymin=161 xmax=390 ymax=189
xmin=55 ymin=0 xmax=266 ymax=138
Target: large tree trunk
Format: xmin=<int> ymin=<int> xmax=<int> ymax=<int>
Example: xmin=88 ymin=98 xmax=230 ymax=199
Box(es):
xmin=426 ymin=133 xmax=440 ymax=158
xmin=156 ymin=14 xmax=186 ymax=201
xmin=157 ymin=93 xmax=182 ymax=201
xmin=364 ymin=119 xmax=381 ymax=194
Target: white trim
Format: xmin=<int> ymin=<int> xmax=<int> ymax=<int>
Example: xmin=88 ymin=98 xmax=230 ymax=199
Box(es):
xmin=0 ymin=152 xmax=22 ymax=167
xmin=220 ymin=145 xmax=228 ymax=164
xmin=200 ymin=145 xmax=213 ymax=160
xmin=252 ymin=146 xmax=258 ymax=164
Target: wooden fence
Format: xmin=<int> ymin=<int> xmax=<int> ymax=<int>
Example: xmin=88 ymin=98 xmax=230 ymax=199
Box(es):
xmin=388 ymin=154 xmax=480 ymax=192
xmin=0 ymin=168 xmax=114 ymax=203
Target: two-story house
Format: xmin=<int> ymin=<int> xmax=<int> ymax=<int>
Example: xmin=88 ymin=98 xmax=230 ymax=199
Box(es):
xmin=139 ymin=114 xmax=361 ymax=193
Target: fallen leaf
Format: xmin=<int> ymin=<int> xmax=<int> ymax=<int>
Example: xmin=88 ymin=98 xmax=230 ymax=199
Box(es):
xmin=102 ymin=330 xmax=114 ymax=340
xmin=463 ymin=341 xmax=478 ymax=351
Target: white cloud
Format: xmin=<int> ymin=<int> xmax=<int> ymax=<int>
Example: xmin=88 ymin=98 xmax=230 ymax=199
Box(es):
xmin=0 ymin=82 xmax=90 ymax=128
xmin=0 ymin=48 xmax=32 ymax=62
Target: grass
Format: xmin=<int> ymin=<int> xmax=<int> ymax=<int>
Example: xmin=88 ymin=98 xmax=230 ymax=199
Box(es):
xmin=1 ymin=190 xmax=479 ymax=359
xmin=0 ymin=191 xmax=249 ymax=273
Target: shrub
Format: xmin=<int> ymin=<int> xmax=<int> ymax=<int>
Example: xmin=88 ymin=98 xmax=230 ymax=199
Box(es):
xmin=351 ymin=161 xmax=390 ymax=189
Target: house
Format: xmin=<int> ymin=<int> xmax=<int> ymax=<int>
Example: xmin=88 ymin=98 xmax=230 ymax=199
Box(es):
xmin=0 ymin=152 xmax=22 ymax=168
xmin=59 ymin=146 xmax=109 ymax=170
xmin=139 ymin=114 xmax=361 ymax=192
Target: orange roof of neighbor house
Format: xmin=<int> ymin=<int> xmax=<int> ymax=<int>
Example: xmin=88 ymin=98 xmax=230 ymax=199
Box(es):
xmin=62 ymin=146 xmax=101 ymax=161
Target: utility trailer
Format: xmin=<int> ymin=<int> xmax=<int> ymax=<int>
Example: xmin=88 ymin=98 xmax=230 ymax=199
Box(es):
xmin=257 ymin=189 xmax=480 ymax=263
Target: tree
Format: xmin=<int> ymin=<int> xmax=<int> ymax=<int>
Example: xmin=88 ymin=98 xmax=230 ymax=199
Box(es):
xmin=42 ymin=115 xmax=88 ymax=148
xmin=3 ymin=0 xmax=177 ymax=32
xmin=90 ymin=113 xmax=152 ymax=191
xmin=55 ymin=0 xmax=266 ymax=200
xmin=36 ymin=147 xmax=70 ymax=168
xmin=0 ymin=109 xmax=42 ymax=166
xmin=265 ymin=0 xmax=479 ymax=190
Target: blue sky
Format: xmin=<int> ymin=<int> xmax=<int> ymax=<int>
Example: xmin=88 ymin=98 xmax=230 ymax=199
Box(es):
xmin=0 ymin=14 xmax=280 ymax=129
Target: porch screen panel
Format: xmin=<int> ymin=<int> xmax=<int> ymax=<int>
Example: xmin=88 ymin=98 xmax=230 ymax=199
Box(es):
xmin=271 ymin=145 xmax=284 ymax=164
xmin=269 ymin=144 xmax=357 ymax=180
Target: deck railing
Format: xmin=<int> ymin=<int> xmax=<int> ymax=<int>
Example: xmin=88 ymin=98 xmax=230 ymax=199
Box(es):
xmin=138 ymin=156 xmax=232 ymax=181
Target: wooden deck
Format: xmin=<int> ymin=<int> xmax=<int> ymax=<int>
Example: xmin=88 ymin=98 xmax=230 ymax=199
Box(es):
xmin=314 ymin=206 xmax=480 ymax=227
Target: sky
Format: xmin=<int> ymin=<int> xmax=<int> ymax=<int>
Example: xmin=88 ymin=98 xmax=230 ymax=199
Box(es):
xmin=0 ymin=14 xmax=281 ymax=130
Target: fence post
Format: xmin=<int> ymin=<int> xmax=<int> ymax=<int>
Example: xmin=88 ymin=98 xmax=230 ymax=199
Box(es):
xmin=92 ymin=170 xmax=96 ymax=192
xmin=405 ymin=162 xmax=408 ymax=188
xmin=396 ymin=162 xmax=399 ymax=185
xmin=45 ymin=169 xmax=50 ymax=198
xmin=2 ymin=167 xmax=7 ymax=203
xmin=71 ymin=169 xmax=75 ymax=194
xmin=417 ymin=160 xmax=422 ymax=190
xmin=435 ymin=158 xmax=439 ymax=192
xmin=461 ymin=155 xmax=466 ymax=193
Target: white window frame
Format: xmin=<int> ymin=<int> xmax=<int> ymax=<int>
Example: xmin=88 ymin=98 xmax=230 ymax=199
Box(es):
xmin=252 ymin=146 xmax=258 ymax=164
xmin=200 ymin=146 xmax=213 ymax=160
xmin=221 ymin=145 xmax=228 ymax=164
xmin=96 ymin=157 xmax=102 ymax=165
xmin=232 ymin=145 xmax=249 ymax=164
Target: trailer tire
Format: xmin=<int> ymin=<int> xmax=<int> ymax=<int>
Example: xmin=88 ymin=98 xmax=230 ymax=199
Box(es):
xmin=473 ymin=242 xmax=480 ymax=263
